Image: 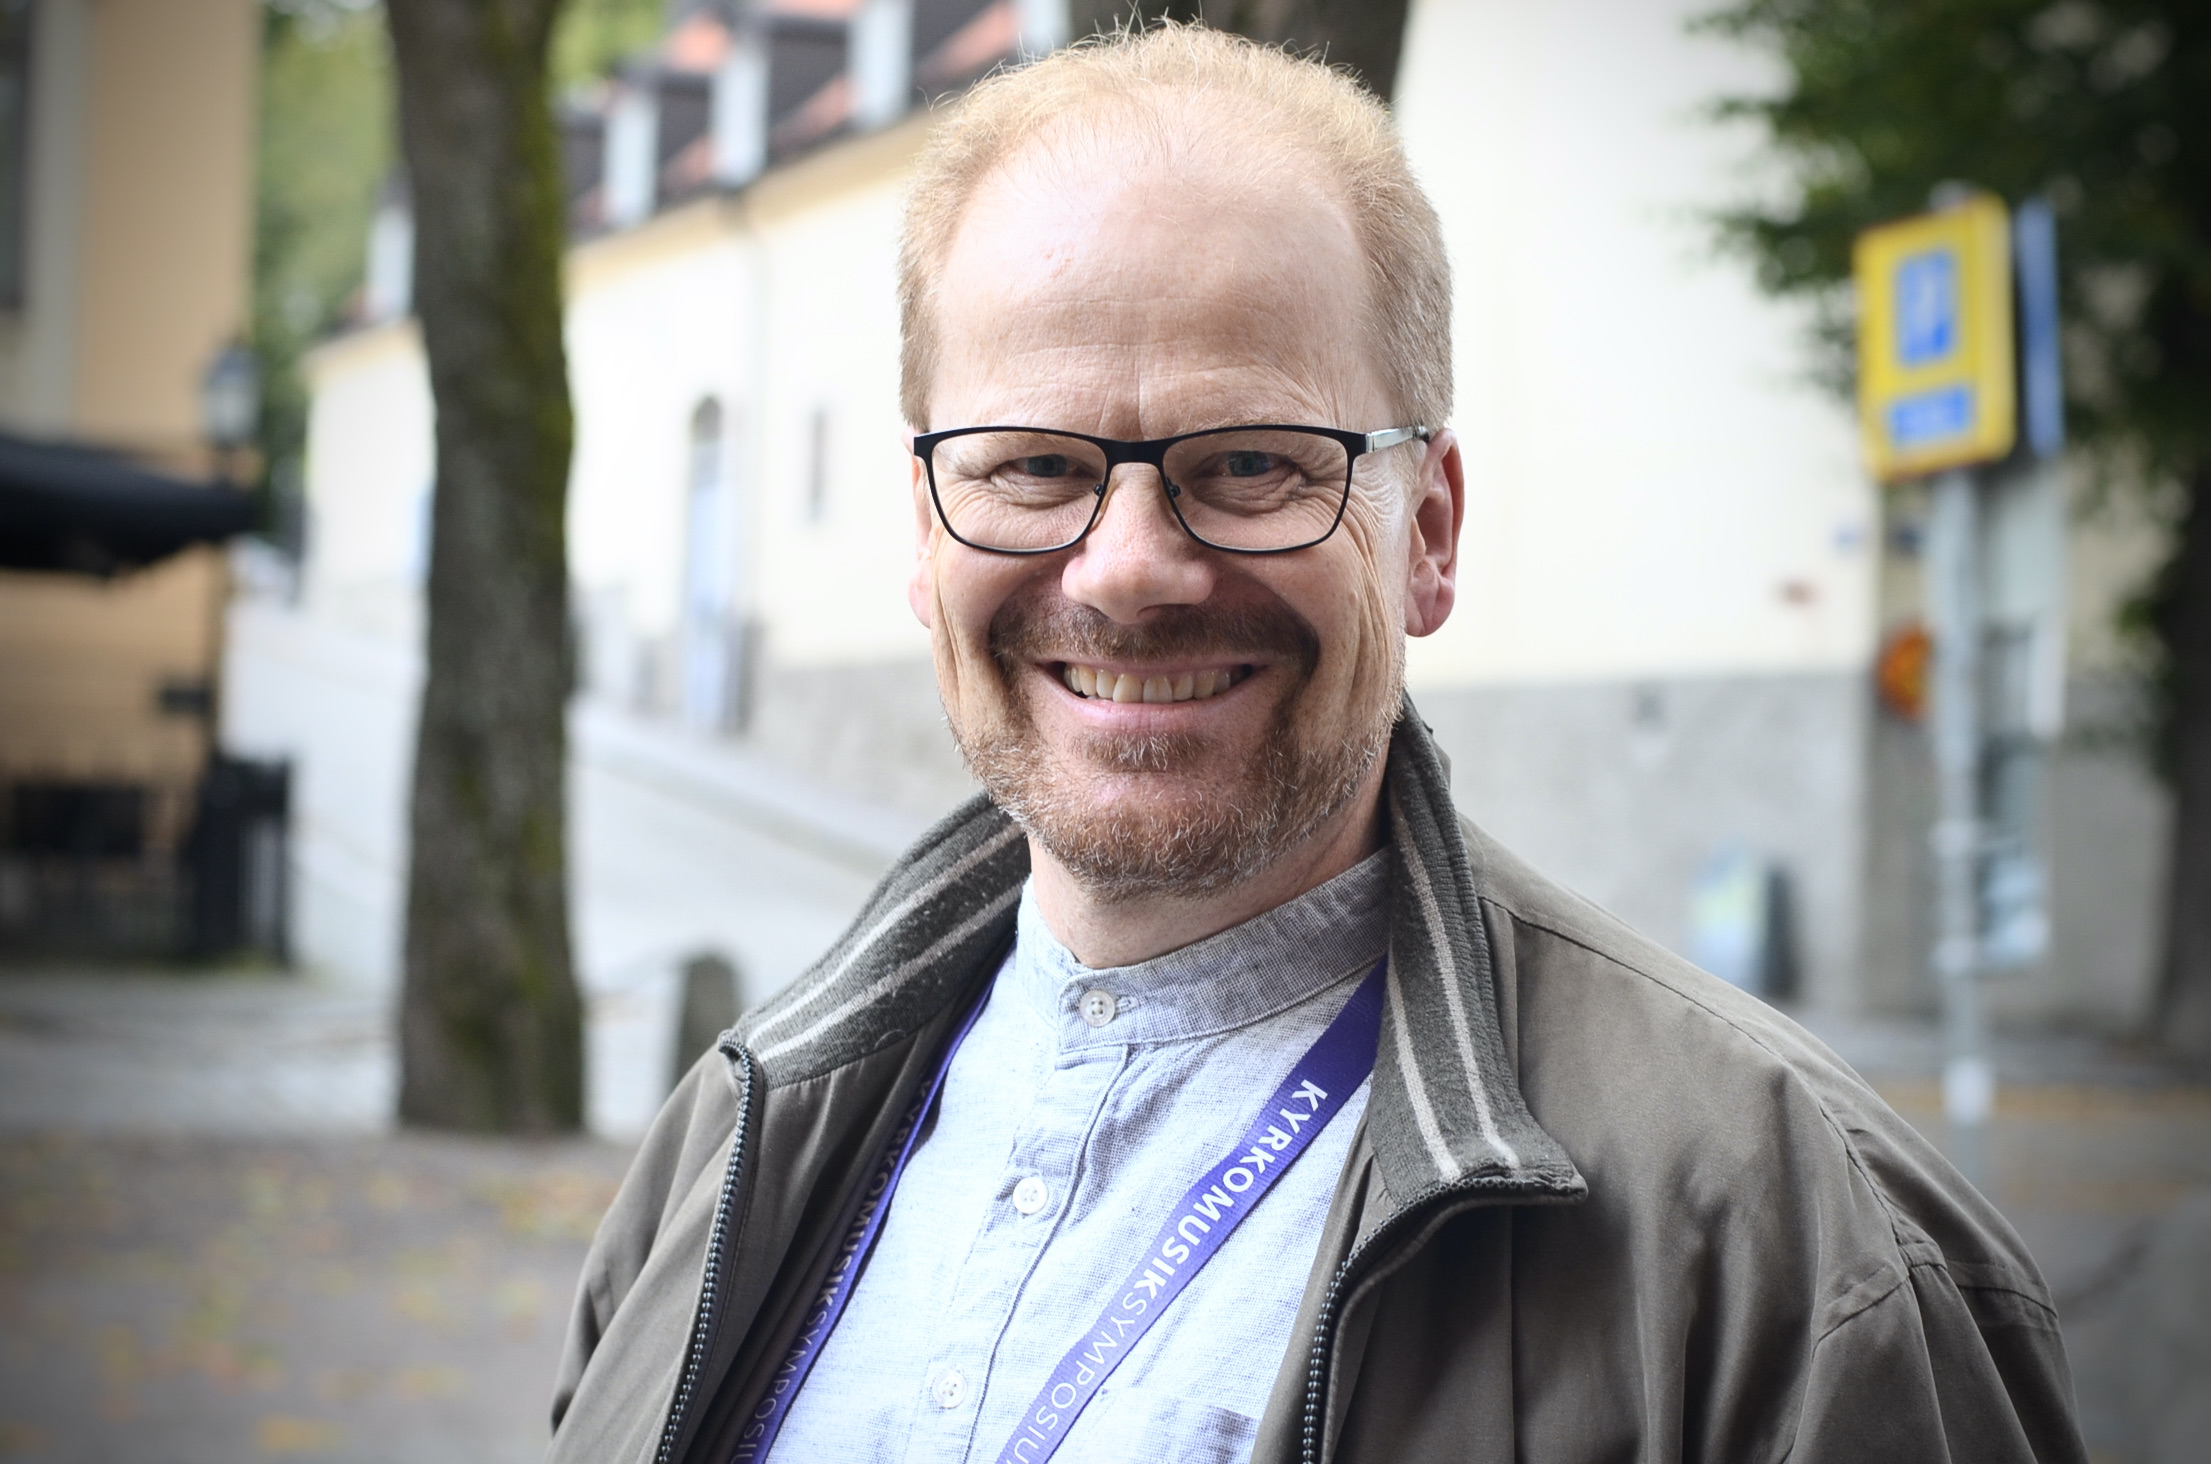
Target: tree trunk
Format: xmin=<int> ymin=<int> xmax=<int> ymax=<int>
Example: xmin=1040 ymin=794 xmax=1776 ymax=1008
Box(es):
xmin=388 ymin=0 xmax=583 ymax=1131
xmin=1080 ymin=1 xmax=1413 ymax=99
xmin=2157 ymin=465 xmax=2211 ymax=1060
xmin=1231 ymin=0 xmax=1412 ymax=99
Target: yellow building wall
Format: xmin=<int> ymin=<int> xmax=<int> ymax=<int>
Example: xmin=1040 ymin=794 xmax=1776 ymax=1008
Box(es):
xmin=0 ymin=548 xmax=225 ymax=844
xmin=71 ymin=0 xmax=259 ymax=456
xmin=0 ymin=0 xmax=258 ymax=803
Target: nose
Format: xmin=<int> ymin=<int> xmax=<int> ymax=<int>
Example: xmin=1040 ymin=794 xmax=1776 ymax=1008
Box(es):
xmin=1059 ymin=464 xmax=1217 ymax=622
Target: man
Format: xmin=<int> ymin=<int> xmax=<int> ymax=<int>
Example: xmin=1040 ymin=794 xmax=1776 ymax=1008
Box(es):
xmin=550 ymin=25 xmax=2084 ymax=1464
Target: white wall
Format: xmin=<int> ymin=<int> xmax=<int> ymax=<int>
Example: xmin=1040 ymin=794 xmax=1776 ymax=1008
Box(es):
xmin=749 ymin=169 xmax=927 ymax=667
xmin=299 ymin=322 xmax=434 ymax=643
xmin=553 ymin=156 xmax=933 ymax=730
xmin=223 ymin=599 xmax=418 ymax=992
xmin=567 ymin=226 xmax=757 ymax=649
xmin=561 ymin=164 xmax=929 ymax=682
xmin=1396 ymin=0 xmax=1875 ymax=690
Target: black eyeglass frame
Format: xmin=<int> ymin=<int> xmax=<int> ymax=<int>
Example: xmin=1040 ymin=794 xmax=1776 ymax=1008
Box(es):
xmin=912 ymin=423 xmax=1432 ymax=557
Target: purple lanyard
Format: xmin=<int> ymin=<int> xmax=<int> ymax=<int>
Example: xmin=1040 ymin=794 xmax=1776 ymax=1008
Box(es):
xmin=735 ymin=957 xmax=1388 ymax=1464
xmin=731 ymin=990 xmax=991 ymax=1464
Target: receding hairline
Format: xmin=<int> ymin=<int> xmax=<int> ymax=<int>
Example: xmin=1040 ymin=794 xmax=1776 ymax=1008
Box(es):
xmin=965 ymin=80 xmax=1353 ymax=201
xmin=938 ymin=94 xmax=1378 ymax=317
xmin=898 ymin=24 xmax=1453 ymax=434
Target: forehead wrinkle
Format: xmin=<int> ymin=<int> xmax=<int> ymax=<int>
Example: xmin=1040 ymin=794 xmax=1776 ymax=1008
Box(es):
xmin=959 ymin=169 xmax=1360 ymax=318
xmin=975 ymin=290 xmax=1348 ymax=395
xmin=939 ymin=225 xmax=1361 ymax=417
xmin=1132 ymin=360 xmax=1344 ymax=433
xmin=943 ymin=322 xmax=1348 ymax=437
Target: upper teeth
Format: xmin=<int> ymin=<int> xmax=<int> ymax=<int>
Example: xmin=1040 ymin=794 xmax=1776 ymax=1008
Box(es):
xmin=1062 ymin=665 xmax=1241 ymax=703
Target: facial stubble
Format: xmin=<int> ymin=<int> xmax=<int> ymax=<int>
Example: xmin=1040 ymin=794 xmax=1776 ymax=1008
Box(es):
xmin=949 ymin=595 xmax=1400 ymax=903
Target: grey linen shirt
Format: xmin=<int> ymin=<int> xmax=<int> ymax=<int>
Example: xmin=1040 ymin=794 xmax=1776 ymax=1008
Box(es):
xmin=767 ymin=851 xmax=1389 ymax=1464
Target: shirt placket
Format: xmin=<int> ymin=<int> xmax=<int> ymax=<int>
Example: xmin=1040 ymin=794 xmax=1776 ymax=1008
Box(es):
xmin=901 ymin=1033 xmax=1125 ymax=1463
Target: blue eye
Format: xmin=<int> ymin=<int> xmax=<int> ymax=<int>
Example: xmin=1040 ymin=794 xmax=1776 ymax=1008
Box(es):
xmin=1015 ymin=455 xmax=1075 ymax=477
xmin=1223 ymin=452 xmax=1276 ymax=477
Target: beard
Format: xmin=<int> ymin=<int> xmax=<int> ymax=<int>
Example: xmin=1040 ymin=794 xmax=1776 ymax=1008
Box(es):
xmin=946 ymin=591 xmax=1399 ymax=904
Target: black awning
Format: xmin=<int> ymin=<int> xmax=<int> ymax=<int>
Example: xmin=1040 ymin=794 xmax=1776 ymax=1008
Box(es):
xmin=0 ymin=432 xmax=257 ymax=574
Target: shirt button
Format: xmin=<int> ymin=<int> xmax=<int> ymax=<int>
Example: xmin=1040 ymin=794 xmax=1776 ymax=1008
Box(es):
xmin=932 ymin=1368 xmax=966 ymax=1408
xmin=1078 ymin=989 xmax=1118 ymax=1027
xmin=1012 ymin=1176 xmax=1049 ymax=1215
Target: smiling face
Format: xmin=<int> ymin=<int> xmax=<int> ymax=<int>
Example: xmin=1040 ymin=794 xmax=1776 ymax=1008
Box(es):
xmin=910 ymin=107 xmax=1460 ymax=902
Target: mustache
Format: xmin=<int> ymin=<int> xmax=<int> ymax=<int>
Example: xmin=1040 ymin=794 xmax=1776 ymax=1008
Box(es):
xmin=988 ymin=595 xmax=1321 ymax=676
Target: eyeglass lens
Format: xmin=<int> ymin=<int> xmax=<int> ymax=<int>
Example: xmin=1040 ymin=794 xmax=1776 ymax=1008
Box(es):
xmin=929 ymin=428 xmax=1353 ymax=553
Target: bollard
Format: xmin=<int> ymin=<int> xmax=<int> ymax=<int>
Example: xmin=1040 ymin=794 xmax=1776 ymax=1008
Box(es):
xmin=671 ymin=950 xmax=742 ymax=1092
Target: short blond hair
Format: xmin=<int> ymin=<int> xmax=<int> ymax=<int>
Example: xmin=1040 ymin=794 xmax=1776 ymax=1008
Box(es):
xmin=897 ymin=22 xmax=1452 ymax=432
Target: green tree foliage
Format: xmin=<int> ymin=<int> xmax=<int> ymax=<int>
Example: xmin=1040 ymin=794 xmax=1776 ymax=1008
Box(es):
xmin=550 ymin=0 xmax=662 ymax=92
xmin=251 ymin=0 xmax=662 ymax=525
xmin=1698 ymin=0 xmax=2211 ymax=1049
xmin=253 ymin=0 xmax=392 ymax=518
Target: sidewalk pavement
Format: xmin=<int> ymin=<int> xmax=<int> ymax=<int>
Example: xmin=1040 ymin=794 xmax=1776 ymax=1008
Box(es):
xmin=2 ymin=974 xmax=2205 ymax=1462
xmin=0 ymin=966 xmax=622 ymax=1463
xmin=0 ymin=973 xmax=388 ymax=1137
xmin=0 ymin=1128 xmax=628 ymax=1464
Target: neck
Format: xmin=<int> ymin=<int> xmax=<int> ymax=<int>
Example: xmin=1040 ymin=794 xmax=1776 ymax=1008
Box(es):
xmin=1026 ymin=761 xmax=1388 ymax=968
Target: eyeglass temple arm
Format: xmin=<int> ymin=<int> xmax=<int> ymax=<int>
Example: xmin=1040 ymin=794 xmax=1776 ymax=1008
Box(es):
xmin=1363 ymin=426 xmax=1431 ymax=454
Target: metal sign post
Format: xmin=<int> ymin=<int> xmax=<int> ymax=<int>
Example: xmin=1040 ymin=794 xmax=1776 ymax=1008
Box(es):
xmin=1856 ymin=191 xmax=2025 ymax=1184
xmin=1924 ymin=468 xmax=1992 ymax=1178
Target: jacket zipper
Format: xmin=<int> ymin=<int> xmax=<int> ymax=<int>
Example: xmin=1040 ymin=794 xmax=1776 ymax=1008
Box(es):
xmin=654 ymin=1042 xmax=758 ymax=1464
xmin=1298 ymin=1175 xmax=1561 ymax=1464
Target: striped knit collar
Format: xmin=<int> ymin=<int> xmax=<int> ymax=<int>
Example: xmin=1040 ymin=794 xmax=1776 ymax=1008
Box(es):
xmin=735 ymin=698 xmax=1584 ymax=1205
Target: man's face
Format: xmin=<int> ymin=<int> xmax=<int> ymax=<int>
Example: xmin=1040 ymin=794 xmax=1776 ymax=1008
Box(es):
xmin=910 ymin=124 xmax=1460 ymax=900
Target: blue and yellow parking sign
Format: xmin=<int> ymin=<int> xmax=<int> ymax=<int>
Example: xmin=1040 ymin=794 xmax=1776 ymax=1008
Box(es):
xmin=1855 ymin=194 xmax=2016 ymax=482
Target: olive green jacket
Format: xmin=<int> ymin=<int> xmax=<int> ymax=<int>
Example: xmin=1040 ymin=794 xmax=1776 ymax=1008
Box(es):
xmin=549 ymin=708 xmax=2086 ymax=1464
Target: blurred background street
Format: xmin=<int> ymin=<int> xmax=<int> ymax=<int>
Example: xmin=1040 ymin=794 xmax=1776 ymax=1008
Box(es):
xmin=2 ymin=0 xmax=2205 ymax=1457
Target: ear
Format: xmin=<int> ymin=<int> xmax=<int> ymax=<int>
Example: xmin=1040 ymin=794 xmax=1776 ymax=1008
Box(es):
xmin=906 ymin=432 xmax=936 ymax=629
xmin=1403 ymin=429 xmax=1464 ymax=638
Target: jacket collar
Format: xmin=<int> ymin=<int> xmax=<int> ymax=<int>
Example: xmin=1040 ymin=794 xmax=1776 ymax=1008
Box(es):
xmin=734 ymin=695 xmax=1584 ymax=1207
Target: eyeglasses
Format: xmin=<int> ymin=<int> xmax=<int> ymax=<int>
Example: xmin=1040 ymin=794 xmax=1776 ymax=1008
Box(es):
xmin=912 ymin=423 xmax=1430 ymax=556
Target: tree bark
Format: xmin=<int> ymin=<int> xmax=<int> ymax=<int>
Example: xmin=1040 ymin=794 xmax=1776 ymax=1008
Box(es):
xmin=388 ymin=0 xmax=583 ymax=1131
xmin=2157 ymin=465 xmax=2211 ymax=1060
xmin=1078 ymin=1 xmax=1413 ymax=100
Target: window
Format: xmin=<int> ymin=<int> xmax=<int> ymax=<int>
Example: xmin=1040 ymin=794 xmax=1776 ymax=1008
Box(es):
xmin=0 ymin=0 xmax=32 ymax=308
xmin=683 ymin=399 xmax=733 ymax=730
xmin=806 ymin=405 xmax=829 ymax=522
